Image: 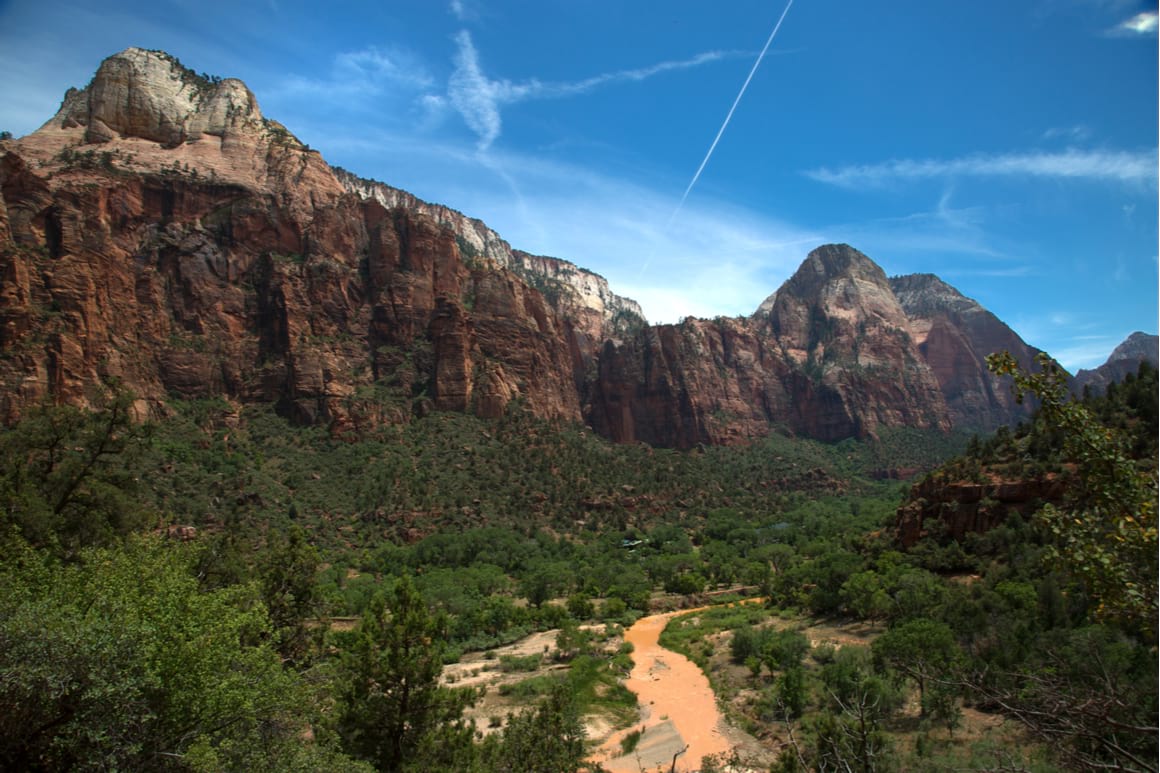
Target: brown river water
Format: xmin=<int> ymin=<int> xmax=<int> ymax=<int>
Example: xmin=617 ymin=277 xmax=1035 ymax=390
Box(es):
xmin=593 ymin=607 xmax=735 ymax=773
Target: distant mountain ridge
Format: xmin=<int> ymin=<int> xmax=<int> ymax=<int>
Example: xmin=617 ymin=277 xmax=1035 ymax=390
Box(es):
xmin=0 ymin=48 xmax=1084 ymax=446
xmin=1073 ymin=332 xmax=1159 ymax=394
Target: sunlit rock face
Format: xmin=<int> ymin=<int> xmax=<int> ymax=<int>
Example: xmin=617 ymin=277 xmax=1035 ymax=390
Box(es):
xmin=1 ymin=49 xmax=1050 ymax=445
xmin=889 ymin=273 xmax=1044 ymax=431
xmin=0 ymin=49 xmax=586 ymax=429
xmin=896 ymin=473 xmax=1068 ymax=548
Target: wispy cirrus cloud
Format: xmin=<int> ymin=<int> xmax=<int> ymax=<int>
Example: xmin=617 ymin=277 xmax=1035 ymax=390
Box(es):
xmin=821 ymin=190 xmax=1011 ymax=263
xmin=1107 ymin=10 xmax=1158 ymax=35
xmin=394 ymin=144 xmax=822 ymax=322
xmin=275 ymin=46 xmax=433 ymax=102
xmin=805 ymin=148 xmax=1159 ymax=188
xmin=942 ymin=266 xmax=1035 ymax=279
xmin=1042 ymin=124 xmax=1091 ymax=142
xmin=445 ymin=30 xmax=732 ymax=149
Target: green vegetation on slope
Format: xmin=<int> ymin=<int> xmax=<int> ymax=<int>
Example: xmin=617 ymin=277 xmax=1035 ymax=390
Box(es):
xmin=0 ymin=358 xmax=1154 ymax=771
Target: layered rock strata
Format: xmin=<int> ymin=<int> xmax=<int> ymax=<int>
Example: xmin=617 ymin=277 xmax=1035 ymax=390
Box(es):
xmin=0 ymin=48 xmax=1053 ymax=445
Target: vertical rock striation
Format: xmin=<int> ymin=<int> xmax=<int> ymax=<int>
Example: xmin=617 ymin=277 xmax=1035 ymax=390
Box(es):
xmin=889 ymin=273 xmax=1044 ymax=430
xmin=0 ymin=49 xmax=1061 ymax=445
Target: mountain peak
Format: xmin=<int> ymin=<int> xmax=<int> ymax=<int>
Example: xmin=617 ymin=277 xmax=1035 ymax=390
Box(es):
xmin=45 ymin=47 xmax=274 ymax=148
xmin=9 ymin=48 xmax=340 ymax=220
xmin=753 ymin=244 xmax=886 ymax=317
xmin=889 ymin=273 xmax=982 ymax=318
xmin=1074 ymin=331 xmax=1159 ymax=394
xmin=1108 ymin=331 xmax=1159 ymax=364
xmin=766 ymin=243 xmax=901 ymax=325
xmin=0 ymin=49 xmax=1051 ymax=444
xmin=793 ymin=243 xmax=888 ymax=287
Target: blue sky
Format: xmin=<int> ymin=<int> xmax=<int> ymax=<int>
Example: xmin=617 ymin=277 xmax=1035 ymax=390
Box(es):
xmin=0 ymin=0 xmax=1155 ymax=370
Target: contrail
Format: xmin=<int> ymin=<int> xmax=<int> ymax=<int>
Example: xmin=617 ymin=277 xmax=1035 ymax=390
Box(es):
xmin=669 ymin=0 xmax=795 ymax=226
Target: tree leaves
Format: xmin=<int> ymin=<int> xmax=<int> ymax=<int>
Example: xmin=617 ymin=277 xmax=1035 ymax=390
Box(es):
xmin=987 ymin=352 xmax=1158 ymax=637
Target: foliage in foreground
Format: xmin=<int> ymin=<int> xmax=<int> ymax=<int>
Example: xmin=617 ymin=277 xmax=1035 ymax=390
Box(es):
xmin=0 ymin=533 xmax=366 ymax=772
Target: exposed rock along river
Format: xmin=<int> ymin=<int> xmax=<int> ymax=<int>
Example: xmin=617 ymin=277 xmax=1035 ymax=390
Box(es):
xmin=594 ymin=606 xmax=745 ymax=773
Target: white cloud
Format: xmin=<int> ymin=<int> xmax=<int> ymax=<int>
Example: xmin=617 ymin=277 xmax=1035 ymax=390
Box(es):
xmin=417 ymin=146 xmax=821 ymax=323
xmin=816 ymin=191 xmax=1010 ymax=263
xmin=275 ymin=46 xmax=433 ymax=103
xmin=532 ymin=51 xmax=729 ymax=96
xmin=1108 ymin=10 xmax=1159 ymax=34
xmin=334 ymin=48 xmax=433 ymax=89
xmin=1042 ymin=124 xmax=1091 ymax=142
xmin=1009 ymin=312 xmax=1124 ymax=371
xmin=1052 ymin=337 xmax=1121 ymax=371
xmin=444 ymin=30 xmax=731 ymax=149
xmin=447 ymin=31 xmax=505 ymax=148
xmin=805 ymin=148 xmax=1159 ymax=187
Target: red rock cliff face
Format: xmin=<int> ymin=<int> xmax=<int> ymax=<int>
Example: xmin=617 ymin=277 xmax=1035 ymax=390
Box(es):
xmin=889 ymin=274 xmax=1042 ymax=430
xmin=587 ymin=317 xmax=798 ymax=447
xmin=0 ymin=49 xmax=584 ymax=429
xmin=587 ymin=246 xmax=956 ymax=447
xmin=754 ymin=245 xmax=952 ymax=441
xmin=0 ymin=49 xmax=1051 ymax=447
xmin=895 ymin=471 xmax=1067 ymax=547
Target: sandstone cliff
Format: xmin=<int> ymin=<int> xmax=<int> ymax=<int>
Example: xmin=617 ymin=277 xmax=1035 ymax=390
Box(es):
xmin=0 ymin=49 xmax=1053 ymax=446
xmin=589 ymin=246 xmax=961 ymax=445
xmin=889 ymin=273 xmax=1044 ymax=430
xmin=895 ymin=470 xmax=1067 ymax=547
xmin=758 ymin=245 xmax=953 ymax=438
xmin=333 ymin=167 xmax=646 ymax=350
xmin=0 ymin=48 xmax=594 ymax=429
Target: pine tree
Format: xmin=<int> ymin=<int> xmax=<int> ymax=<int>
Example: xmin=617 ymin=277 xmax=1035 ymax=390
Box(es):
xmin=336 ymin=575 xmax=475 ymax=772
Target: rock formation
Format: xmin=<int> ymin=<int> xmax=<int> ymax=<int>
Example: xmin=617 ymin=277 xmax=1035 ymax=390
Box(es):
xmin=333 ymin=167 xmax=646 ymax=349
xmin=589 ymin=245 xmax=970 ymax=445
xmin=1073 ymin=331 xmax=1159 ymax=395
xmin=889 ymin=273 xmax=1043 ymax=430
xmin=895 ymin=471 xmax=1067 ymax=548
xmin=0 ymin=48 xmax=1054 ymax=445
xmin=0 ymin=48 xmax=594 ymax=429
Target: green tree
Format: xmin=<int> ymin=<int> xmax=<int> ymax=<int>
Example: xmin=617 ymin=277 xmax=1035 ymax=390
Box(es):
xmin=566 ymin=591 xmax=594 ymax=620
xmin=812 ymin=647 xmax=902 ymax=773
xmin=482 ymin=683 xmax=589 ymax=772
xmin=763 ymin=628 xmax=811 ymax=674
xmin=872 ymin=618 xmax=961 ymax=717
xmin=840 ymin=570 xmax=891 ymax=619
xmin=0 ymin=389 xmax=150 ymax=558
xmin=260 ymin=525 xmax=323 ymax=667
xmin=0 ymin=534 xmax=353 ymax=771
xmin=555 ymin=618 xmax=593 ymax=661
xmin=776 ymin=665 xmax=807 ymax=720
xmin=988 ymin=352 xmax=1158 ymax=635
xmin=336 ymin=575 xmax=476 ymax=772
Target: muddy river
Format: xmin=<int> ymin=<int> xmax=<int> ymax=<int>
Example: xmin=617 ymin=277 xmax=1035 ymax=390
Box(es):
xmin=594 ymin=608 xmax=734 ymax=772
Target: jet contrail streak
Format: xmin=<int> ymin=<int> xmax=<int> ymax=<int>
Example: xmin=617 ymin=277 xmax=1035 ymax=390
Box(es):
xmin=669 ymin=0 xmax=794 ymax=226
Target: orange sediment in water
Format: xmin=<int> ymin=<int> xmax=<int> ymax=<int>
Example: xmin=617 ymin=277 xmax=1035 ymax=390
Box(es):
xmin=594 ymin=607 xmax=732 ymax=772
